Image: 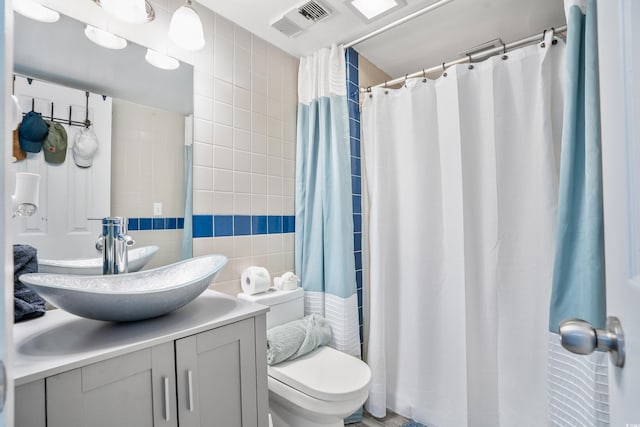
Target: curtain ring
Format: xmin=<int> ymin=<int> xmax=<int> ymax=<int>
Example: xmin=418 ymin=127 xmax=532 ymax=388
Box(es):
xmin=541 ymin=29 xmax=547 ymax=48
xmin=422 ymin=69 xmax=427 ymax=83
xmin=467 ymin=54 xmax=474 ymax=70
xmin=404 ymin=74 xmax=408 ymax=87
xmin=551 ymin=27 xmax=558 ymax=45
xmin=384 ymin=81 xmax=389 ymax=94
xmin=501 ymin=42 xmax=508 ymax=60
xmin=442 ymin=62 xmax=447 ymax=77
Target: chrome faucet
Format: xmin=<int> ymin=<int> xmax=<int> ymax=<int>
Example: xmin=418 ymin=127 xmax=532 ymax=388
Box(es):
xmin=96 ymin=217 xmax=135 ymax=275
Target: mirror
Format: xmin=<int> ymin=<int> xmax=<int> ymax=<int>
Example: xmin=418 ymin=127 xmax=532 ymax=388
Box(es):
xmin=12 ymin=12 xmax=194 ymax=270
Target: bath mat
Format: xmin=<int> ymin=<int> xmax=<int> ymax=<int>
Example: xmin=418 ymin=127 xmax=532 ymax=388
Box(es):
xmin=402 ymin=422 xmax=429 ymax=427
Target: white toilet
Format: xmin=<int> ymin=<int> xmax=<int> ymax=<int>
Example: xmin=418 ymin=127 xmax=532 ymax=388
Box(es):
xmin=238 ymin=288 xmax=371 ymax=427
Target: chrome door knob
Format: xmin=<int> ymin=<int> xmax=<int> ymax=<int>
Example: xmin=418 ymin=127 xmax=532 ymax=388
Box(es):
xmin=559 ymin=316 xmax=625 ymax=368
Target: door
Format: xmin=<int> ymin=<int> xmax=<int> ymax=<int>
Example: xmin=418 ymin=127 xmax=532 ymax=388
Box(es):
xmin=176 ymin=319 xmax=258 ymax=427
xmin=599 ymin=0 xmax=640 ymax=424
xmin=10 ymin=76 xmax=112 ymax=259
xmin=46 ymin=343 xmax=177 ymax=427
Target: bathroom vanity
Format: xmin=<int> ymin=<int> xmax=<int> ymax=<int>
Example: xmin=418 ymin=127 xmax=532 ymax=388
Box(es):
xmin=13 ymin=290 xmax=269 ymax=427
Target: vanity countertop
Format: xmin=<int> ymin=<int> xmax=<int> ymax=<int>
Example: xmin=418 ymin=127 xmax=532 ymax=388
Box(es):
xmin=13 ymin=290 xmax=268 ymax=386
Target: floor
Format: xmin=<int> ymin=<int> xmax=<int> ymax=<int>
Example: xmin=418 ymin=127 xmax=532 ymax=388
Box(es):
xmin=351 ymin=410 xmax=411 ymax=427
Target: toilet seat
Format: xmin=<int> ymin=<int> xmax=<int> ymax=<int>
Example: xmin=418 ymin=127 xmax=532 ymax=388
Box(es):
xmin=268 ymin=346 xmax=371 ymax=402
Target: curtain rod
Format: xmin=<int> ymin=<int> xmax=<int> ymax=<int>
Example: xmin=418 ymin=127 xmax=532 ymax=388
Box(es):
xmin=359 ymin=24 xmax=567 ymax=93
xmin=344 ymin=0 xmax=454 ymax=49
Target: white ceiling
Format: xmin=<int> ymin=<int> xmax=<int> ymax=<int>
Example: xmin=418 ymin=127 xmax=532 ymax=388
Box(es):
xmin=198 ymin=0 xmax=566 ymax=80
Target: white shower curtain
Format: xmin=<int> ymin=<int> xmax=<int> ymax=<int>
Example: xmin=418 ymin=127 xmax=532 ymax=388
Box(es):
xmin=363 ymin=36 xmax=565 ymax=426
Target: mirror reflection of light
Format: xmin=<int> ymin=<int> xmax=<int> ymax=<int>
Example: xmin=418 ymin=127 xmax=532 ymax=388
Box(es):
xmin=13 ymin=0 xmax=60 ymax=23
xmin=145 ymin=49 xmax=180 ymax=71
xmin=84 ymin=25 xmax=128 ymax=50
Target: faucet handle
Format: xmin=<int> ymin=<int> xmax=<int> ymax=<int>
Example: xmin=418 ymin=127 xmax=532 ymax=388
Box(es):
xmin=96 ymin=235 xmax=104 ymax=252
xmin=123 ymin=234 xmax=135 ymax=247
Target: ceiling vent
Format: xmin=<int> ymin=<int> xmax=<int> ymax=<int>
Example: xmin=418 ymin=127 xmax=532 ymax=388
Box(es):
xmin=271 ymin=0 xmax=332 ymax=38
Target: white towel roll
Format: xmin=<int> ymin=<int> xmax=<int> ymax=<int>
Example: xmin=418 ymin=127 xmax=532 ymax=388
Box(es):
xmin=241 ymin=266 xmax=271 ymax=295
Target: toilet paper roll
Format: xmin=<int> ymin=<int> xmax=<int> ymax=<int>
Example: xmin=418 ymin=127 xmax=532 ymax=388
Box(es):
xmin=241 ymin=266 xmax=271 ymax=295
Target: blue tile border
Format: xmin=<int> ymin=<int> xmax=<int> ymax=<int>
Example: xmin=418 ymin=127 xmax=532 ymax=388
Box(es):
xmin=126 ymin=217 xmax=185 ymax=232
xmin=191 ymin=215 xmax=296 ymax=238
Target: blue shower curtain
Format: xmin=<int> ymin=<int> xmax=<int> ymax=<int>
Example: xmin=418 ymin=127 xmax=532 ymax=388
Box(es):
xmin=549 ymin=0 xmax=605 ymax=332
xmin=295 ymin=44 xmax=361 ymax=358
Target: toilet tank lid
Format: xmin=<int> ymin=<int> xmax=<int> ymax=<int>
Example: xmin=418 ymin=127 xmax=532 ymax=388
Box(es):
xmin=237 ymin=287 xmax=303 ymax=305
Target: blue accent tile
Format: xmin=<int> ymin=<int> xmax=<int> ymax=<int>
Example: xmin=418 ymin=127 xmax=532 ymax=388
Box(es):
xmin=348 ymin=64 xmax=359 ymax=87
xmin=348 ymin=100 xmax=359 ymax=121
xmin=347 ymin=82 xmax=359 ymax=101
xmin=234 ymin=215 xmax=251 ymax=236
xmin=345 ymin=47 xmax=359 ymax=67
xmin=128 ymin=218 xmax=139 ymax=231
xmin=268 ymin=215 xmax=283 ymax=234
xmin=352 ymin=176 xmax=361 ymax=195
xmin=354 ymin=232 xmax=362 ymax=251
xmin=358 ymin=307 xmax=363 ymax=325
xmin=353 ymin=214 xmax=362 ymax=232
xmin=192 ymin=215 xmax=213 ymax=238
xmin=177 ymin=217 xmax=184 ymax=229
xmin=354 ymin=251 xmax=362 ymax=270
xmin=214 ymin=215 xmax=233 ymax=237
xmin=139 ymin=218 xmax=152 ymax=231
xmin=283 ymin=216 xmax=295 ymax=233
xmin=352 ymin=195 xmax=361 ymax=214
xmin=166 ymin=217 xmax=177 ymax=229
xmin=350 ymin=138 xmax=360 ymax=158
xmin=252 ymin=215 xmax=268 ymax=235
xmin=153 ymin=218 xmax=165 ymax=230
xmin=351 ymin=156 xmax=361 ymax=177
xmin=356 ymin=270 xmax=363 ymax=288
xmin=349 ymin=118 xmax=361 ymax=140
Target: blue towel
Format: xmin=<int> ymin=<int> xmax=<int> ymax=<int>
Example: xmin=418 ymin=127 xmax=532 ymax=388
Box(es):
xmin=14 ymin=244 xmax=46 ymax=322
xmin=266 ymin=314 xmax=332 ymax=365
xmin=403 ymin=422 xmax=429 ymax=427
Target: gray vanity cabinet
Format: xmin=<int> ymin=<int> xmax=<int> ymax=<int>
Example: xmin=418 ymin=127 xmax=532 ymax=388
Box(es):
xmin=15 ymin=312 xmax=269 ymax=427
xmin=46 ymin=341 xmax=177 ymax=427
xmin=176 ymin=318 xmax=260 ymax=427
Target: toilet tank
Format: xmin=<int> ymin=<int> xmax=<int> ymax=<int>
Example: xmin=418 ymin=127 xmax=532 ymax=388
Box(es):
xmin=237 ymin=287 xmax=304 ymax=329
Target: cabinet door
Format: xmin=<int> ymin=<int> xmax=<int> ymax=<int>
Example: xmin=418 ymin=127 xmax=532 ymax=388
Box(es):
xmin=16 ymin=380 xmax=46 ymax=427
xmin=46 ymin=342 xmax=177 ymax=427
xmin=176 ymin=318 xmax=258 ymax=427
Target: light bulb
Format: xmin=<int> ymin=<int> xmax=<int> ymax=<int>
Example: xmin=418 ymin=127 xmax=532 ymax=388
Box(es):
xmin=169 ymin=1 xmax=205 ymax=51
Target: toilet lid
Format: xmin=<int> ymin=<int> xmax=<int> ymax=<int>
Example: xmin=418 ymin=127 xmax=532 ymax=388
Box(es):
xmin=268 ymin=346 xmax=371 ymax=402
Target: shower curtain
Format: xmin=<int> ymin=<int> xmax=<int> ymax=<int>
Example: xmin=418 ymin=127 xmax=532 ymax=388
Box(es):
xmin=363 ymin=34 xmax=564 ymax=425
xmin=295 ymin=45 xmax=361 ymax=357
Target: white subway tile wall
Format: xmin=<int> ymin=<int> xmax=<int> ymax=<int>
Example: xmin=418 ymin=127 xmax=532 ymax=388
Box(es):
xmin=44 ymin=0 xmax=298 ymax=295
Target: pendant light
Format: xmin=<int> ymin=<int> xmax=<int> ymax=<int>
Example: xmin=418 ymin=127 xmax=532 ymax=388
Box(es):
xmin=84 ymin=25 xmax=128 ymax=50
xmin=169 ymin=0 xmax=205 ymax=51
xmin=13 ymin=0 xmax=60 ymax=23
xmin=145 ymin=49 xmax=180 ymax=70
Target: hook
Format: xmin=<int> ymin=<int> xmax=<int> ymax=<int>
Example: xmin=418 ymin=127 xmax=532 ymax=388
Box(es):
xmin=12 ymin=75 xmax=15 ymax=95
xmin=551 ymin=27 xmax=558 ymax=45
xmin=541 ymin=29 xmax=547 ymax=48
xmin=501 ymin=42 xmax=508 ymax=60
xmin=68 ymin=105 xmax=72 ymax=125
xmin=102 ymin=95 xmax=107 ymax=101
xmin=31 ymin=98 xmax=34 ymax=112
xmin=27 ymin=78 xmax=33 ymax=85
xmin=442 ymin=62 xmax=447 ymax=77
xmin=50 ymin=102 xmax=54 ymax=120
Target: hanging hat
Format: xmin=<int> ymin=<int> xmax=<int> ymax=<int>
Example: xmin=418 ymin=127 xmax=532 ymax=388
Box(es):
xmin=43 ymin=121 xmax=68 ymax=164
xmin=12 ymin=129 xmax=26 ymax=162
xmin=18 ymin=111 xmax=48 ymax=153
xmin=72 ymin=127 xmax=99 ymax=168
